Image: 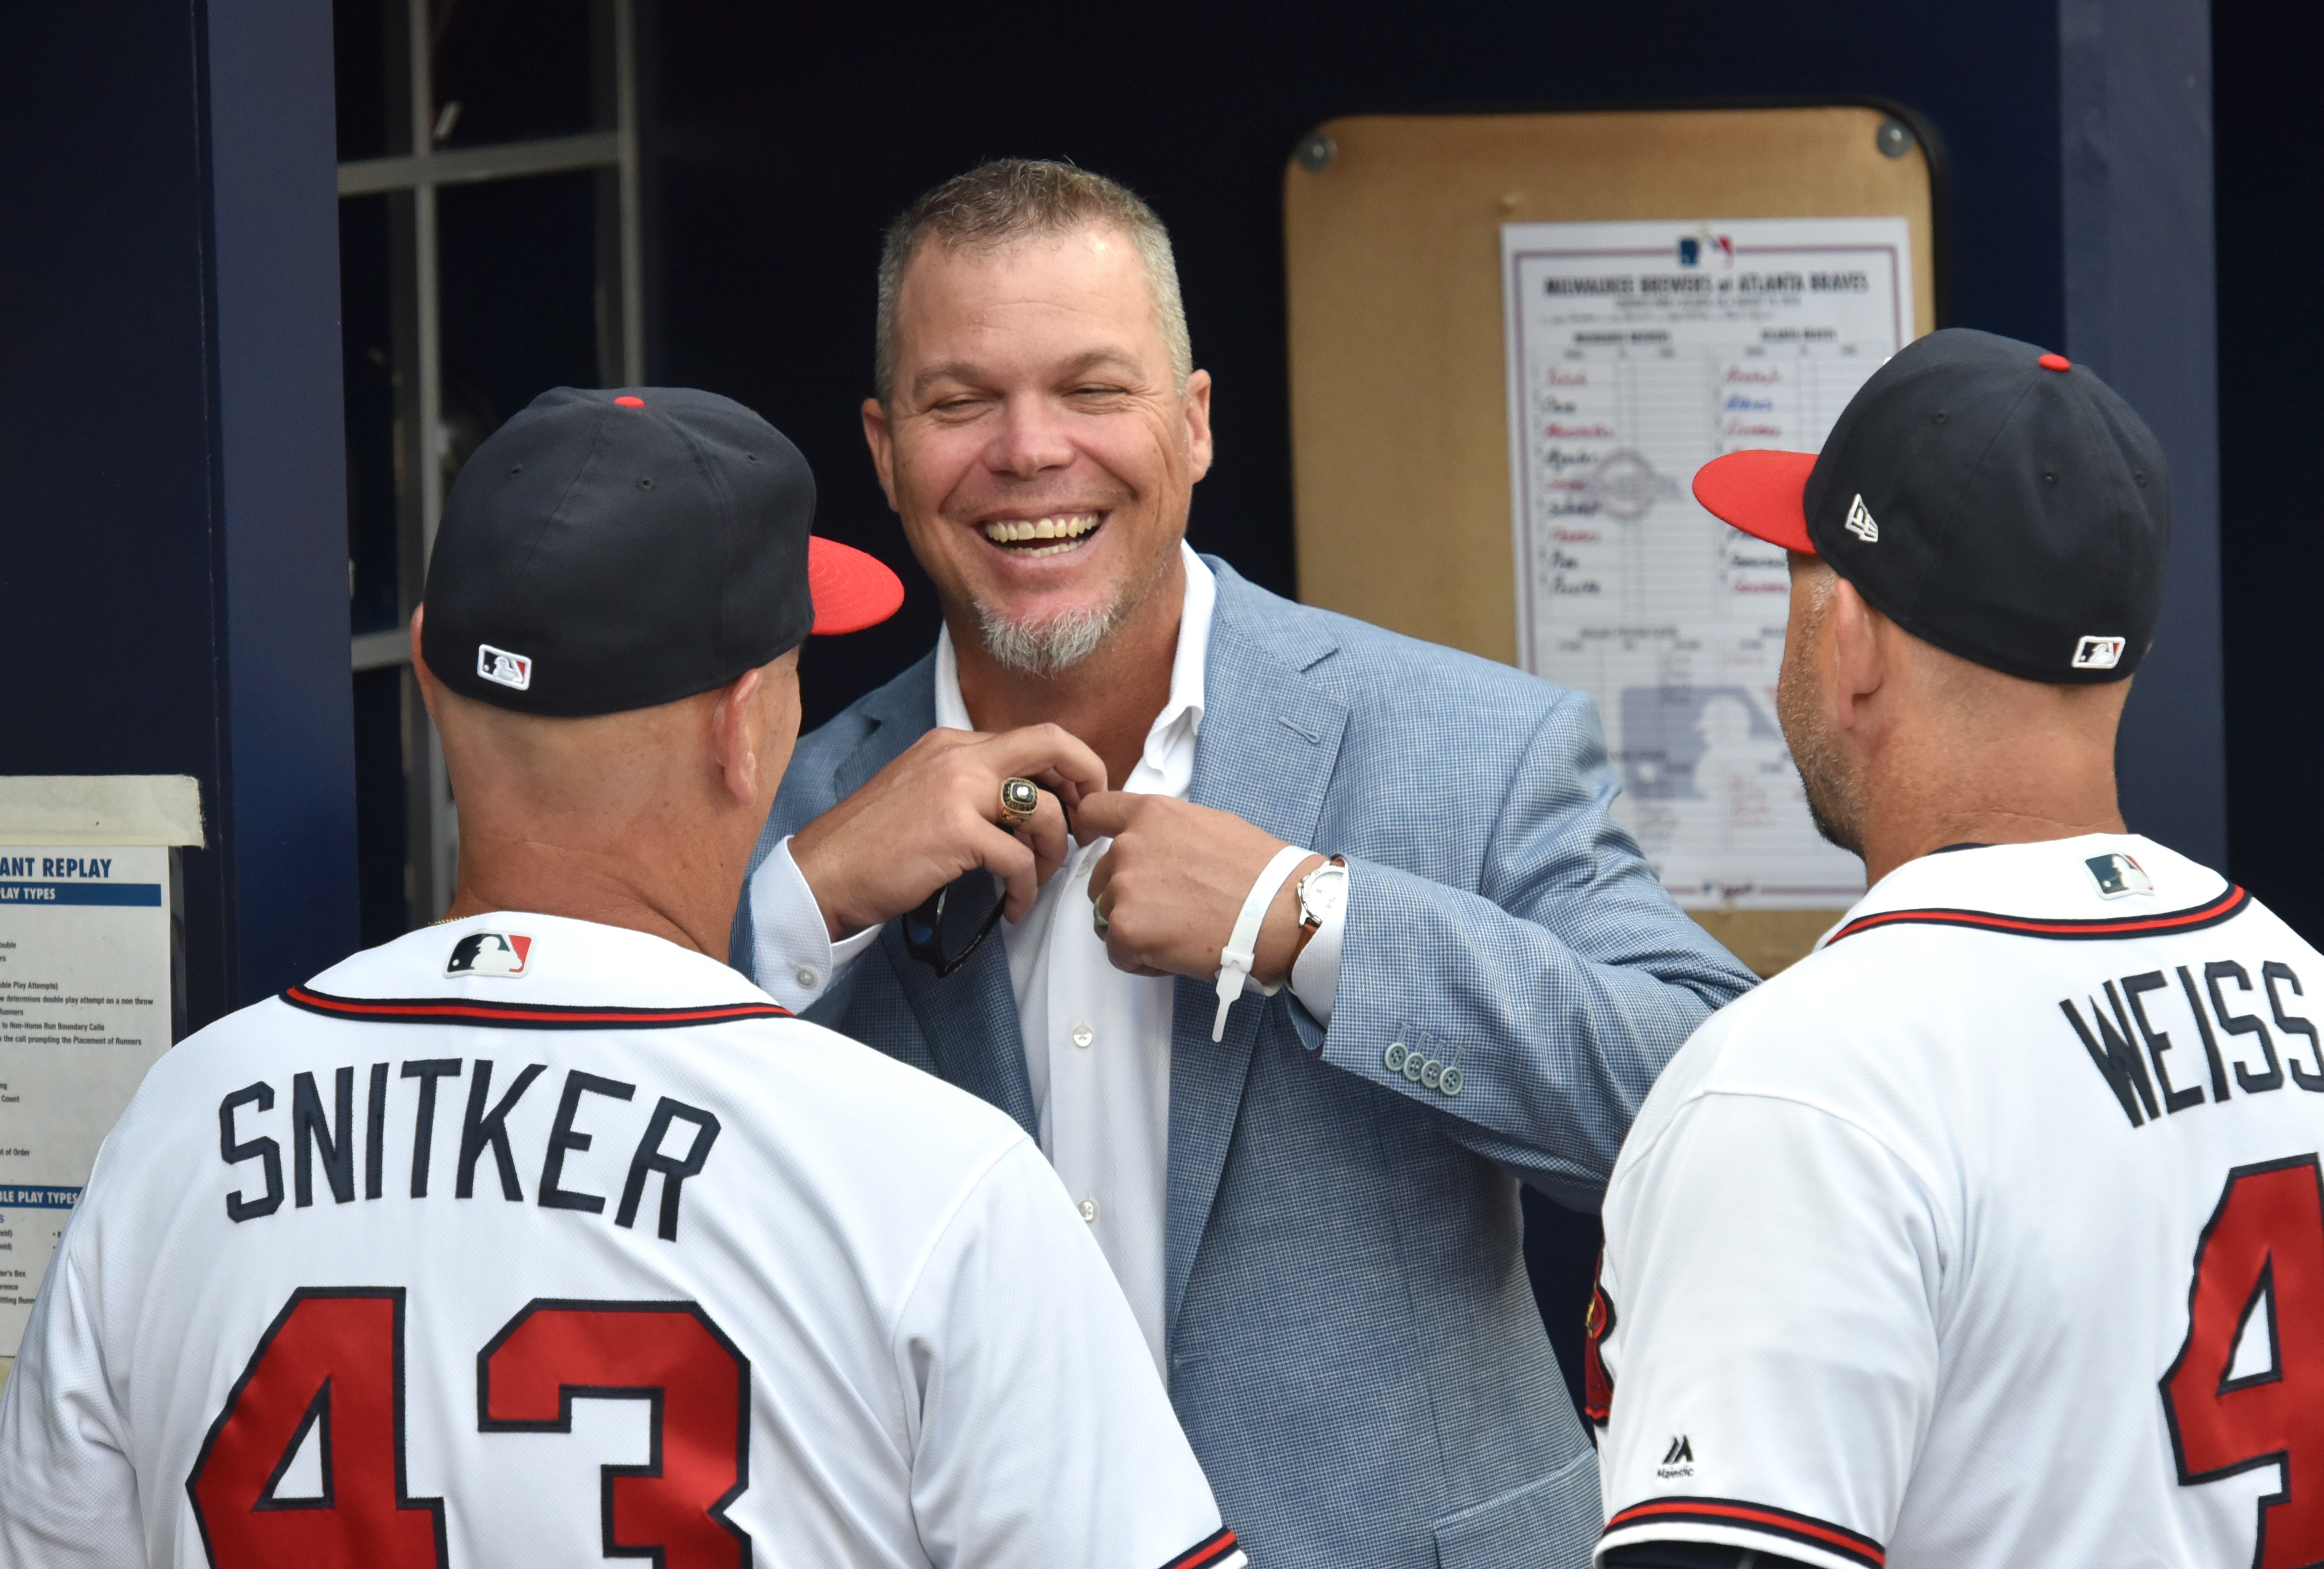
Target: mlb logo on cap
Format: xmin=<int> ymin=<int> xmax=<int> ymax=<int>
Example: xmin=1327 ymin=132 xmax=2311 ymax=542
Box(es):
xmin=476 ymin=643 xmax=533 ymax=691
xmin=2071 ymin=636 xmax=2125 ymax=671
xmin=446 ymin=932 xmax=532 ymax=977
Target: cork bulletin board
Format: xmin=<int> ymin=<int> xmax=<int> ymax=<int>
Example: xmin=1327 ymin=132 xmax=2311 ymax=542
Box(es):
xmin=1283 ymin=108 xmax=1937 ymax=974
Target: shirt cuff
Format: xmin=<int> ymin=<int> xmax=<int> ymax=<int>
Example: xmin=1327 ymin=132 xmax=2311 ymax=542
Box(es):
xmin=749 ymin=836 xmax=880 ymax=1010
xmin=1286 ymin=870 xmax=1345 ymax=1027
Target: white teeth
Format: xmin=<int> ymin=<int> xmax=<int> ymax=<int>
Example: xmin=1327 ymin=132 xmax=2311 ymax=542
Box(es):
xmin=982 ymin=514 xmax=1100 ymax=547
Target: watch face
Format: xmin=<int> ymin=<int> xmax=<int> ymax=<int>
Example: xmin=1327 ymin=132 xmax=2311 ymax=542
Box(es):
xmin=1302 ymin=863 xmax=1349 ymax=925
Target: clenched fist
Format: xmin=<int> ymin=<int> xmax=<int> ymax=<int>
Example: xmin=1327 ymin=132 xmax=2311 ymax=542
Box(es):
xmin=1076 ymin=793 xmax=1323 ymax=984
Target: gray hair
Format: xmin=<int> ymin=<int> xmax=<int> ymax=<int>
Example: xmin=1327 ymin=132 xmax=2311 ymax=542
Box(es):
xmin=873 ymin=159 xmax=1193 ymax=402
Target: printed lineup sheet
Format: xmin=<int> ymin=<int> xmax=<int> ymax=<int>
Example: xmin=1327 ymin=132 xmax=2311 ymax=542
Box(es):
xmin=0 ymin=847 xmax=172 ymax=1353
xmin=1502 ymin=217 xmax=1914 ymax=908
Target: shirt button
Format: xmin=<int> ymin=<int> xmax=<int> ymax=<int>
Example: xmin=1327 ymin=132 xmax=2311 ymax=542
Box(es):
xmin=1072 ymin=1022 xmax=1096 ymax=1049
xmin=793 ymin=965 xmax=819 ymax=990
xmin=1078 ymin=1196 xmax=1101 ymax=1224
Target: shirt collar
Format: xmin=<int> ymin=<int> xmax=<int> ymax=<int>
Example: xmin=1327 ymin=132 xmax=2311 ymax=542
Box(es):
xmin=933 ymin=542 xmax=1213 ymax=765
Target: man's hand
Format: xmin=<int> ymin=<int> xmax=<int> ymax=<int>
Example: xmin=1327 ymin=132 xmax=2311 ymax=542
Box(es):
xmin=789 ymin=725 xmax=1108 ymax=940
xmin=1078 ymin=793 xmax=1324 ymax=985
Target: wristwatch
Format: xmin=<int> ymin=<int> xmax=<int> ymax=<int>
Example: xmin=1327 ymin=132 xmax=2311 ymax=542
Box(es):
xmin=1289 ymin=855 xmax=1348 ymax=968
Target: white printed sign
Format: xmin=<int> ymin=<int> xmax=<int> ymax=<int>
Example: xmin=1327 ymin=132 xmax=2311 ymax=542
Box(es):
xmin=0 ymin=845 xmax=172 ymax=1353
xmin=1502 ymin=217 xmax=1915 ymax=908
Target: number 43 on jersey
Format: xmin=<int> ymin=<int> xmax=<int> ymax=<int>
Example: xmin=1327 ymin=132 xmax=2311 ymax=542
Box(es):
xmin=185 ymin=1287 xmax=749 ymax=1568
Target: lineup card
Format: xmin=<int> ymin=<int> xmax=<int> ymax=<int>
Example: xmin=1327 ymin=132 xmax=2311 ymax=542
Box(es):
xmin=1502 ymin=217 xmax=1914 ymax=909
xmin=0 ymin=846 xmax=171 ymax=1353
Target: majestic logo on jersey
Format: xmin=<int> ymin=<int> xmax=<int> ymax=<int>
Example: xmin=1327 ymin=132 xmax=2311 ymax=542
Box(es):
xmin=1843 ymin=494 xmax=1880 ymax=543
xmin=1657 ymin=1435 xmax=1696 ymax=1478
xmin=476 ymin=643 xmax=533 ymax=690
xmin=447 ymin=932 xmax=532 ymax=977
xmin=2087 ymin=853 xmax=2155 ymax=899
xmin=2071 ymin=634 xmax=2125 ymax=671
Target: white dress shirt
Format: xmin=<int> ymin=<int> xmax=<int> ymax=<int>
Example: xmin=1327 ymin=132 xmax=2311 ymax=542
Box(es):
xmin=749 ymin=544 xmax=1345 ymax=1366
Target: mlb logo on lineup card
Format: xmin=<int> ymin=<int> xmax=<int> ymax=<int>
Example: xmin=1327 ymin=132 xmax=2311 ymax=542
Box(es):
xmin=1843 ymin=494 xmax=1880 ymax=543
xmin=476 ymin=643 xmax=533 ymax=690
xmin=2084 ymin=852 xmax=2154 ymax=899
xmin=2071 ymin=635 xmax=2126 ymax=671
xmin=445 ymin=931 xmax=532 ymax=977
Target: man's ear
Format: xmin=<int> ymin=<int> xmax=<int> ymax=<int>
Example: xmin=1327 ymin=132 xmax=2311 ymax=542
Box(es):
xmin=709 ymin=654 xmax=801 ymax=810
xmin=861 ymin=397 xmax=900 ymax=512
xmin=1182 ymin=368 xmax=1215 ymax=484
xmin=709 ymin=666 xmax=766 ymax=807
xmin=1826 ymin=577 xmax=1888 ymax=729
xmin=409 ymin=605 xmax=439 ymax=722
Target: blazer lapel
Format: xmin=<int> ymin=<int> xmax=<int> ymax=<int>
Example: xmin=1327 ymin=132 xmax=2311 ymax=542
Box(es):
xmin=840 ymin=655 xmax=1040 ymax=1139
xmin=1164 ymin=573 xmax=1349 ymax=1338
xmin=883 ymin=876 xmax=1040 ymax=1139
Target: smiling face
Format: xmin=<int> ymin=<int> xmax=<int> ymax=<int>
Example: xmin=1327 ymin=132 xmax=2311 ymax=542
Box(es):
xmin=862 ymin=223 xmax=1213 ymax=674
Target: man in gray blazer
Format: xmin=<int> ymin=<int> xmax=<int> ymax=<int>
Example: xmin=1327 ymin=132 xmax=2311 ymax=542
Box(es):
xmin=733 ymin=159 xmax=1757 ymax=1569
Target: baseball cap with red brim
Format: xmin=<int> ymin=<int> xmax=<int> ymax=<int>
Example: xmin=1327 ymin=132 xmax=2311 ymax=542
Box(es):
xmin=1689 ymin=328 xmax=2171 ymax=685
xmin=424 ymin=386 xmax=905 ymax=716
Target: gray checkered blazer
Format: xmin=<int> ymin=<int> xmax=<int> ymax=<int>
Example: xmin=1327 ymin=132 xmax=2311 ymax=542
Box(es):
xmin=733 ymin=559 xmax=1756 ymax=1569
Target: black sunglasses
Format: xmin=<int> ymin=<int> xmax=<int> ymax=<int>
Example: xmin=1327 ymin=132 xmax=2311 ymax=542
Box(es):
xmin=903 ymin=881 xmax=1005 ymax=978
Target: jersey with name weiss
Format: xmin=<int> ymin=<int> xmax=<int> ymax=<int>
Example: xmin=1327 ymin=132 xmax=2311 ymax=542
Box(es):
xmin=1595 ymin=835 xmax=2324 ymax=1569
xmin=0 ymin=912 xmax=1239 ymax=1569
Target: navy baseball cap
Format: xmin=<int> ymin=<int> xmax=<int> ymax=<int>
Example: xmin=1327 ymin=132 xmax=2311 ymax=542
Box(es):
xmin=421 ymin=387 xmax=904 ymax=717
xmin=1691 ymin=328 xmax=2171 ymax=684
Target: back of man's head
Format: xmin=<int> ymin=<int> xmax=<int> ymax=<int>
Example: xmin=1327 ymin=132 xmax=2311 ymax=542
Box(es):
xmin=1694 ymin=329 xmax=2171 ymax=870
xmin=874 ymin=158 xmax=1191 ymax=400
xmin=413 ymin=386 xmax=902 ymax=952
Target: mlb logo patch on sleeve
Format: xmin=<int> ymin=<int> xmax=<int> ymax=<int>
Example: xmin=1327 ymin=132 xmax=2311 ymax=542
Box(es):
xmin=446 ymin=932 xmax=533 ymax=977
xmin=476 ymin=643 xmax=533 ymax=690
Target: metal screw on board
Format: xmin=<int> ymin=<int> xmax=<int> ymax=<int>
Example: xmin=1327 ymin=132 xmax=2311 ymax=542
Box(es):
xmin=1296 ymin=133 xmax=1337 ymax=172
xmin=1876 ymin=118 xmax=1915 ymax=159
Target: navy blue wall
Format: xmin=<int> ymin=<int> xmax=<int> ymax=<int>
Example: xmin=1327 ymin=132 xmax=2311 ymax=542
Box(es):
xmin=0 ymin=1 xmax=356 ymax=1030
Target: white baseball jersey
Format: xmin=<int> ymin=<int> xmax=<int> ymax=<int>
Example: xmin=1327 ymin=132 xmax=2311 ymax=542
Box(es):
xmin=0 ymin=912 xmax=1242 ymax=1569
xmin=1594 ymin=834 xmax=2324 ymax=1569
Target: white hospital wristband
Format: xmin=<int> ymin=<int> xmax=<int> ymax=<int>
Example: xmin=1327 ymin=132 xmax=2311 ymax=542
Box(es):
xmin=1213 ymin=845 xmax=1316 ymax=1042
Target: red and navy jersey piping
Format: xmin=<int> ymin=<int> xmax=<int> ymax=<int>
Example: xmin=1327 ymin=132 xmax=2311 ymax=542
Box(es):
xmin=280 ymin=985 xmax=791 ymax=1030
xmin=1605 ymin=1497 xmax=1882 ymax=1568
xmin=1826 ymin=884 xmax=2248 ymax=947
xmin=1159 ymin=1527 xmax=1241 ymax=1569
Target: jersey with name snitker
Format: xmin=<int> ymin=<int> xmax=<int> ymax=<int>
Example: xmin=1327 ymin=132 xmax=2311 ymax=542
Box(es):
xmin=1593 ymin=835 xmax=2324 ymax=1569
xmin=0 ymin=912 xmax=1239 ymax=1569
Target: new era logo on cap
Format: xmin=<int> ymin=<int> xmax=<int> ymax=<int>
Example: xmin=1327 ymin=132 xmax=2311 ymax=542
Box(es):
xmin=2071 ymin=636 xmax=2125 ymax=671
xmin=477 ymin=643 xmax=533 ymax=691
xmin=447 ymin=932 xmax=532 ymax=977
xmin=1844 ymin=494 xmax=1880 ymax=543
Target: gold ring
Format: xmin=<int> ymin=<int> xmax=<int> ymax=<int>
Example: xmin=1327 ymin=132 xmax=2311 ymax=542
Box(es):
xmin=998 ymin=777 xmax=1040 ymax=828
xmin=1092 ymin=892 xmax=1113 ymax=936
